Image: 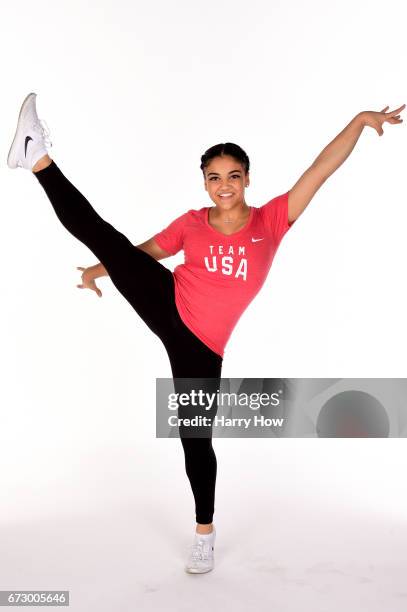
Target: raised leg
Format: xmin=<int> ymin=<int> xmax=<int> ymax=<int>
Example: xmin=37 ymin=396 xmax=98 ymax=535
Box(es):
xmin=34 ymin=159 xmax=175 ymax=338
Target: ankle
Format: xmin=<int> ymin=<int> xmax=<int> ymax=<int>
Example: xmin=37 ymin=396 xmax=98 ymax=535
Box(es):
xmin=196 ymin=523 xmax=214 ymax=535
xmin=32 ymin=154 xmax=52 ymax=173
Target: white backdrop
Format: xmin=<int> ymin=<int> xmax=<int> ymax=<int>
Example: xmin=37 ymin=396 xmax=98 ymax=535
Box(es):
xmin=0 ymin=1 xmax=406 ymax=609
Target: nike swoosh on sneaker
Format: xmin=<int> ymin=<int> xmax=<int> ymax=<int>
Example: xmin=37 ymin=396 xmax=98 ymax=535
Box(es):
xmin=25 ymin=136 xmax=33 ymax=157
xmin=251 ymin=237 xmax=264 ymax=242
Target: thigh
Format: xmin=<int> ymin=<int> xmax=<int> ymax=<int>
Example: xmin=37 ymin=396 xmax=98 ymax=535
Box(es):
xmin=160 ymin=291 xmax=223 ymax=379
xmin=164 ymin=319 xmax=223 ymax=438
xmin=35 ymin=162 xmax=177 ymax=339
xmin=164 ymin=318 xmax=223 ymax=379
xmin=107 ymin=243 xmax=177 ymax=339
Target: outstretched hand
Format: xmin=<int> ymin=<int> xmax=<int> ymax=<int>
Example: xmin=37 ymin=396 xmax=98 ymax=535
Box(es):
xmin=362 ymin=104 xmax=405 ymax=136
xmin=76 ymin=266 xmax=102 ymax=297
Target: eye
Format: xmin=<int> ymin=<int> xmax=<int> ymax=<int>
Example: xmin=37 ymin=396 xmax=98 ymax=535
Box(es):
xmin=208 ymin=175 xmax=240 ymax=181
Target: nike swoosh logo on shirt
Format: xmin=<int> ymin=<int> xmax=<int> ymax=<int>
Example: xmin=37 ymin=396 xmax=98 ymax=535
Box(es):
xmin=25 ymin=136 xmax=33 ymax=157
xmin=251 ymin=237 xmax=264 ymax=242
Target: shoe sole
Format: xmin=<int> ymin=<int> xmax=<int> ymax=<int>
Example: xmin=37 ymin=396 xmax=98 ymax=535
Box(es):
xmin=7 ymin=92 xmax=37 ymax=168
xmin=185 ymin=564 xmax=214 ymax=574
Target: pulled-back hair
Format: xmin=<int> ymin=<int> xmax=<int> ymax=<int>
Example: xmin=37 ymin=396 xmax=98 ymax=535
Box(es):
xmin=200 ymin=142 xmax=250 ymax=176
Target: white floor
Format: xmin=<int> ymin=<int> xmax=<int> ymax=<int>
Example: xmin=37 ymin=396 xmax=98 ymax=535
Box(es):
xmin=1 ymin=442 xmax=406 ymax=612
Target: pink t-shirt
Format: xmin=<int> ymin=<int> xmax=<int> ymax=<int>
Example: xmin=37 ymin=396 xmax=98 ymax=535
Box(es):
xmin=153 ymin=191 xmax=295 ymax=357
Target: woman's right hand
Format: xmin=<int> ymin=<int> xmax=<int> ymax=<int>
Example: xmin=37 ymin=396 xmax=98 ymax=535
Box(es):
xmin=76 ymin=266 xmax=103 ymax=297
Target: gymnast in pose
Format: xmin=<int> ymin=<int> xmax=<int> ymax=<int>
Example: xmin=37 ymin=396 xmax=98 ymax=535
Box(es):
xmin=7 ymin=92 xmax=404 ymax=573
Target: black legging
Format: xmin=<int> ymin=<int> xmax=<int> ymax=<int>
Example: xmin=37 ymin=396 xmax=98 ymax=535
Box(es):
xmin=34 ymin=161 xmax=223 ymax=525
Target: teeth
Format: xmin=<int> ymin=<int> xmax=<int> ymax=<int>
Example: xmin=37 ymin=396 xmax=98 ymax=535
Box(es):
xmin=220 ymin=193 xmax=233 ymax=197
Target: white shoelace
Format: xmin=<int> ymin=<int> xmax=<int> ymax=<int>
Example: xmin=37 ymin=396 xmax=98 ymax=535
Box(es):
xmin=191 ymin=539 xmax=211 ymax=561
xmin=33 ymin=119 xmax=52 ymax=148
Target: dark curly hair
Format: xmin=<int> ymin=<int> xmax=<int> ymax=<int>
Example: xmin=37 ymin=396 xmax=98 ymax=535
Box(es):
xmin=200 ymin=142 xmax=250 ymax=176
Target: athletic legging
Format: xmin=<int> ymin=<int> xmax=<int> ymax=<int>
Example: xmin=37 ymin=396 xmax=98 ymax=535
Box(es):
xmin=34 ymin=161 xmax=223 ymax=525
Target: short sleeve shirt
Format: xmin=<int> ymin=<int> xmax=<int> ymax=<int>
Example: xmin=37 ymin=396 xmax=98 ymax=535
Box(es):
xmin=153 ymin=191 xmax=294 ymax=357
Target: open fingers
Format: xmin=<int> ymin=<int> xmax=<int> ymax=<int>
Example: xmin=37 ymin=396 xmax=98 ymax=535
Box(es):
xmin=76 ymin=282 xmax=102 ymax=296
xmin=385 ymin=104 xmax=406 ymax=116
xmin=386 ymin=115 xmax=403 ymax=124
xmin=91 ymin=283 xmax=102 ymax=297
xmin=90 ymin=280 xmax=102 ymax=297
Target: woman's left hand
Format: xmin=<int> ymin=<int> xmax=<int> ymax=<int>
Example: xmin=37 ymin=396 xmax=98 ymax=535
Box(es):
xmin=361 ymin=104 xmax=406 ymax=136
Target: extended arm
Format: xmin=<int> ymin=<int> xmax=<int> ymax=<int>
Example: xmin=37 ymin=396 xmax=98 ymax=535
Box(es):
xmin=135 ymin=237 xmax=172 ymax=261
xmin=90 ymin=237 xmax=171 ymax=276
xmin=287 ymin=104 xmax=405 ymax=224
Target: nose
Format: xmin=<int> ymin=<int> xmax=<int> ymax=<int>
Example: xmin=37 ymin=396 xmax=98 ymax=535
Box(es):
xmin=217 ymin=180 xmax=234 ymax=190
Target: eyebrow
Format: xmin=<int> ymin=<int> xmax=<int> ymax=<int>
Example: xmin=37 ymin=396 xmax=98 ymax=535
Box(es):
xmin=206 ymin=169 xmax=242 ymax=177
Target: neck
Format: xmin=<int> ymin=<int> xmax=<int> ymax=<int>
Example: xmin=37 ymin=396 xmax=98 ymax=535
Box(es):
xmin=213 ymin=202 xmax=249 ymax=223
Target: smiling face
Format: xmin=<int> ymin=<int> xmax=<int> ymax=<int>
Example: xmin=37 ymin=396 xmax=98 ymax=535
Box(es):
xmin=203 ymin=154 xmax=250 ymax=211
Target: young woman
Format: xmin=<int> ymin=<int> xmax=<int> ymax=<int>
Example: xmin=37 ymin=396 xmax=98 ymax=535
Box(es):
xmin=7 ymin=93 xmax=404 ymax=574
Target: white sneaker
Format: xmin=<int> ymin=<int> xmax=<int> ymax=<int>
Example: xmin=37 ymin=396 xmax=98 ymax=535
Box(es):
xmin=185 ymin=527 xmax=216 ymax=574
xmin=7 ymin=92 xmax=52 ymax=171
